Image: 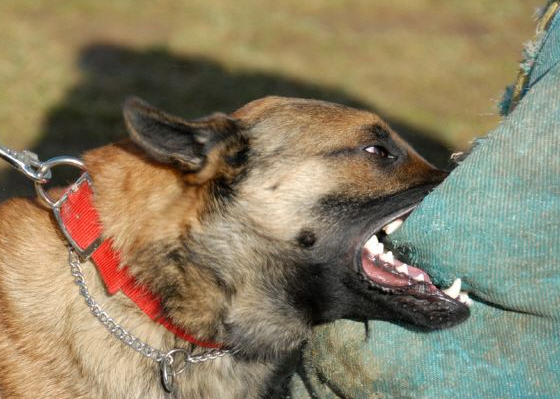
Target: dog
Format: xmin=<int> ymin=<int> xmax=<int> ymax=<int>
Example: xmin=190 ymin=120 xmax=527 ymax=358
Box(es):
xmin=0 ymin=96 xmax=469 ymax=399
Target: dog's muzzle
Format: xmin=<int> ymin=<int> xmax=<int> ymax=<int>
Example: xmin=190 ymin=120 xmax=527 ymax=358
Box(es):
xmin=354 ymin=205 xmax=471 ymax=329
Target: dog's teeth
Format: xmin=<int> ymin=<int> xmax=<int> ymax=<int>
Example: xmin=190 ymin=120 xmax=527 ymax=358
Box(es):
xmin=458 ymin=291 xmax=473 ymax=307
xmin=383 ymin=219 xmax=403 ymax=235
xmin=396 ymin=264 xmax=408 ymax=275
xmin=413 ymin=274 xmax=425 ymax=282
xmin=372 ymin=242 xmax=384 ymax=255
xmin=364 ymin=235 xmax=379 ymax=252
xmin=366 ymin=236 xmax=379 ymax=252
xmin=442 ymin=278 xmax=461 ymax=299
xmin=380 ymin=251 xmax=394 ymax=264
xmin=386 ymin=251 xmax=394 ymax=264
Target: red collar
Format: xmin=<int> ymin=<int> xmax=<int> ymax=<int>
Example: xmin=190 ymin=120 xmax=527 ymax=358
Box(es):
xmin=54 ymin=173 xmax=223 ymax=350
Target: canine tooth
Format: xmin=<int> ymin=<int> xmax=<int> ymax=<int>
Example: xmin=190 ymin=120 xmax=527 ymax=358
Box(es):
xmin=380 ymin=251 xmax=394 ymax=264
xmin=442 ymin=278 xmax=461 ymax=299
xmin=383 ymin=219 xmax=403 ymax=235
xmin=458 ymin=292 xmax=473 ymax=307
xmin=413 ymin=274 xmax=425 ymax=282
xmin=396 ymin=264 xmax=409 ymax=275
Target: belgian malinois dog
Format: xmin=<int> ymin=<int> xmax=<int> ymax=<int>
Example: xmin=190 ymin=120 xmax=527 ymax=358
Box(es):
xmin=0 ymin=96 xmax=469 ymax=399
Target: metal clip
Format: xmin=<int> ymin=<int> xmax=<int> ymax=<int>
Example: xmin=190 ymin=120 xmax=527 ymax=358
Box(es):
xmin=160 ymin=349 xmax=191 ymax=393
xmin=0 ymin=144 xmax=52 ymax=183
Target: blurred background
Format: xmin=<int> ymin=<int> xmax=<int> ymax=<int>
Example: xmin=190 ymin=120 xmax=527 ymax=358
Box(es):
xmin=0 ymin=0 xmax=544 ymax=200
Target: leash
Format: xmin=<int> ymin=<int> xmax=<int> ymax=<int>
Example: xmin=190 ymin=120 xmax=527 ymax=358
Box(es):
xmin=0 ymin=145 xmax=232 ymax=393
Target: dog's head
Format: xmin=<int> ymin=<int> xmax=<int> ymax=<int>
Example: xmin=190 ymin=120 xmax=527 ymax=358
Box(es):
xmin=120 ymin=96 xmax=469 ymax=357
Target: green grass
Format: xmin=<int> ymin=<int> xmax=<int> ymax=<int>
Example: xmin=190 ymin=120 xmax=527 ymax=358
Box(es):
xmin=0 ymin=0 xmax=544 ymax=198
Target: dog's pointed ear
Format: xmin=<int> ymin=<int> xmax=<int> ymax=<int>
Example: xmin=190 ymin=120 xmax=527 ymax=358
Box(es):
xmin=123 ymin=96 xmax=238 ymax=173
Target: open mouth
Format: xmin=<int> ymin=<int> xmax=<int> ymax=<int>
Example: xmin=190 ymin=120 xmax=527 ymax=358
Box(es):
xmin=357 ymin=206 xmax=473 ymax=308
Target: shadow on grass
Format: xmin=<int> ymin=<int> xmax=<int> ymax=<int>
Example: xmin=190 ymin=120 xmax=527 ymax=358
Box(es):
xmin=0 ymin=43 xmax=451 ymax=201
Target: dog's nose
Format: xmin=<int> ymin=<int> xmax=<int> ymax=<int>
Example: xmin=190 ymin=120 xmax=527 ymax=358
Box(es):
xmin=409 ymin=164 xmax=448 ymax=188
xmin=429 ymin=169 xmax=449 ymax=184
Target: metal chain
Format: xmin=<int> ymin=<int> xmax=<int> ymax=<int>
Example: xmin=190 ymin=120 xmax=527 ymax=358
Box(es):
xmin=68 ymin=248 xmax=233 ymax=392
xmin=68 ymin=248 xmax=167 ymax=361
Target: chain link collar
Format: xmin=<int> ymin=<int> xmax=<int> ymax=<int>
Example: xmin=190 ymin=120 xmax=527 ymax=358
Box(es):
xmin=69 ymin=248 xmax=233 ymax=393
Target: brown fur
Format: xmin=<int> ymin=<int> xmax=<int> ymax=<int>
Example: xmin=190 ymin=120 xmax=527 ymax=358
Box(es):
xmin=0 ymin=96 xmax=450 ymax=399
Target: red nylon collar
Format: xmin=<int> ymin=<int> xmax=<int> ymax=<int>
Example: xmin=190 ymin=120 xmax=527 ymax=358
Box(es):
xmin=54 ymin=173 xmax=222 ymax=350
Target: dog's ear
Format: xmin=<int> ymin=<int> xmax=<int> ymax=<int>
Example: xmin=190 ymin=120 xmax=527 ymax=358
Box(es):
xmin=123 ymin=96 xmax=238 ymax=174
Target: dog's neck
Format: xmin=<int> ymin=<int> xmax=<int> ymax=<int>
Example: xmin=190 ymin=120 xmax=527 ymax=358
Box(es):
xmin=82 ymin=141 xmax=228 ymax=342
xmin=81 ymin=141 xmax=310 ymax=358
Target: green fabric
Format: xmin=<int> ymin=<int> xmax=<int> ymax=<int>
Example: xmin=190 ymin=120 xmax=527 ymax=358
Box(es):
xmin=291 ymin=8 xmax=560 ymax=399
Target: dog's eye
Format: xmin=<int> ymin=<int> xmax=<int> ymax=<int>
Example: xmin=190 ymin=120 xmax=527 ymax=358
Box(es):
xmin=364 ymin=145 xmax=394 ymax=159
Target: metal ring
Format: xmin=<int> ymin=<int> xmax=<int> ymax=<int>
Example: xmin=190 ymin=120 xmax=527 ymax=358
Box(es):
xmin=165 ymin=349 xmax=191 ymax=376
xmin=160 ymin=359 xmax=176 ymax=393
xmin=34 ymin=156 xmax=86 ymax=208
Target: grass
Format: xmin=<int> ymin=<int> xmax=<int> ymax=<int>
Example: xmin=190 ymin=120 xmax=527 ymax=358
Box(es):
xmin=0 ymin=0 xmax=544 ymax=199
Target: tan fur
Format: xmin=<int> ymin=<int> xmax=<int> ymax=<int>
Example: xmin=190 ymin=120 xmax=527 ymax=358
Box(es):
xmin=0 ymin=96 xmax=445 ymax=399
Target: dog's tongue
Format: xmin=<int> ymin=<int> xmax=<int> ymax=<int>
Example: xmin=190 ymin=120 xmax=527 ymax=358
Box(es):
xmin=361 ymin=250 xmax=433 ymax=288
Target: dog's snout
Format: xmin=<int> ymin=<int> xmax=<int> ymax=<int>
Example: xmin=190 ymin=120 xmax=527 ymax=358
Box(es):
xmin=426 ymin=168 xmax=448 ymax=185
